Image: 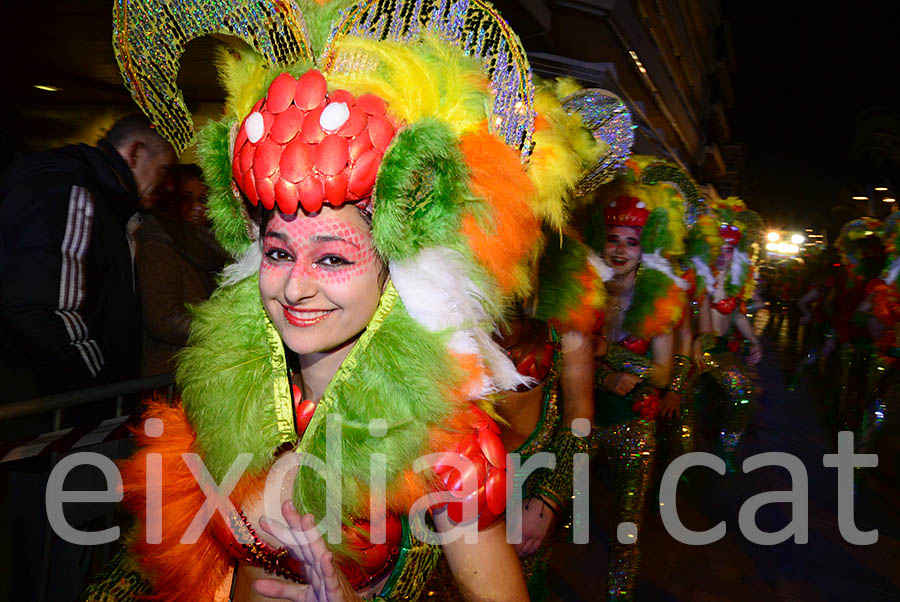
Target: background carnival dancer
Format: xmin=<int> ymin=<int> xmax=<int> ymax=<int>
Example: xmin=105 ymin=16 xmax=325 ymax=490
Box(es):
xmin=832 ymin=217 xmax=886 ymax=431
xmin=583 ymin=158 xmax=689 ymax=601
xmin=81 ymin=0 xmax=617 ymax=600
xmin=688 ymin=196 xmax=762 ymax=471
xmin=853 ymin=211 xmax=900 ymax=452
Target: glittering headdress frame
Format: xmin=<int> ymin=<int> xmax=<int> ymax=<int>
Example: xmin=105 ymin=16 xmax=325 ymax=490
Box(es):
xmin=321 ymin=0 xmax=535 ymax=159
xmin=114 ymin=0 xmax=314 ymax=154
xmin=113 ymin=0 xmax=535 ymax=160
xmin=562 ymin=88 xmax=633 ymax=196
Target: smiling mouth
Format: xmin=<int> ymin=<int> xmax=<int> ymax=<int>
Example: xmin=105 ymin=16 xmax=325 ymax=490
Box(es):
xmin=609 ymin=257 xmax=628 ymax=266
xmin=282 ymin=306 xmax=335 ymax=327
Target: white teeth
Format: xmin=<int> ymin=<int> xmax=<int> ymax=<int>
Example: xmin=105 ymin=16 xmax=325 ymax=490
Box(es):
xmin=286 ymin=309 xmax=332 ymax=320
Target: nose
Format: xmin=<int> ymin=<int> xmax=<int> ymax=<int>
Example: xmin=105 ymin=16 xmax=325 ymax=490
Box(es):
xmin=284 ymin=262 xmax=319 ymax=304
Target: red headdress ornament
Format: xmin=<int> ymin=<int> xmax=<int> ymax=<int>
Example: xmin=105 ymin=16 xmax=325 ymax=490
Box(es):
xmin=719 ymin=223 xmax=742 ymax=245
xmin=231 ymin=69 xmax=397 ymax=215
xmin=604 ymin=195 xmax=650 ymax=229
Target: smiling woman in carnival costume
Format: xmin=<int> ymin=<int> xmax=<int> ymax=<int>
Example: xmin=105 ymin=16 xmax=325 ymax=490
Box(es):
xmin=78 ymin=0 xmax=623 ymax=600
xmin=688 ymin=197 xmax=762 ymax=470
xmin=582 ymin=157 xmax=689 ymax=601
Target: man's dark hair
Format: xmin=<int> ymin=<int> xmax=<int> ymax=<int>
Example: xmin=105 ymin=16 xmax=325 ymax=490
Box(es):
xmin=101 ymin=114 xmax=169 ymax=152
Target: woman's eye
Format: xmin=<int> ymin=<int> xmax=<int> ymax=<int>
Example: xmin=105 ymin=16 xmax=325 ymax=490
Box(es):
xmin=627 ymin=239 xmax=640 ymax=248
xmin=264 ymin=248 xmax=292 ymax=262
xmin=315 ymin=255 xmax=353 ymax=269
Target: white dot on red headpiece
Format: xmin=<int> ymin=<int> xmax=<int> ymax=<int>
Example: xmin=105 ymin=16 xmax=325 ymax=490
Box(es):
xmin=320 ymin=102 xmax=350 ymax=133
xmin=636 ymin=201 xmax=646 ymax=208
xmin=245 ymin=112 xmax=264 ymax=143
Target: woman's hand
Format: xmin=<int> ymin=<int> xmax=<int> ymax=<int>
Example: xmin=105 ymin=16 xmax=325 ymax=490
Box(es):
xmin=254 ymin=501 xmax=362 ymax=602
xmin=514 ymin=497 xmax=556 ymax=556
xmin=691 ymin=338 xmax=706 ymax=369
xmin=658 ymin=390 xmax=682 ymax=419
xmin=604 ymin=372 xmax=640 ymax=396
xmin=746 ymin=341 xmax=762 ymax=366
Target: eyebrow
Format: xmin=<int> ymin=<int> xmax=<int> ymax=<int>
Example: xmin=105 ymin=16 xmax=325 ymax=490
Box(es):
xmin=264 ymin=230 xmax=360 ymax=249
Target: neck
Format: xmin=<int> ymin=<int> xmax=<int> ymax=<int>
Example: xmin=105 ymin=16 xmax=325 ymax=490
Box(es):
xmin=296 ymin=335 xmax=360 ymax=401
xmin=608 ymin=268 xmax=637 ymax=296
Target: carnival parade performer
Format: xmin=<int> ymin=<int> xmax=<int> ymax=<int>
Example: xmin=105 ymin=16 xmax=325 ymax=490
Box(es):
xmin=584 ymin=157 xmax=689 ymax=600
xmin=832 ymin=218 xmax=885 ymax=431
xmin=688 ymin=197 xmax=762 ymax=471
xmin=854 ymin=212 xmax=900 ymax=452
xmin=78 ymin=0 xmax=625 ymax=600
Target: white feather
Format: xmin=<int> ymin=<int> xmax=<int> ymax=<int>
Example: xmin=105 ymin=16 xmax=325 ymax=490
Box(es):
xmin=730 ymin=248 xmax=750 ymax=289
xmin=390 ymin=248 xmax=532 ymax=393
xmin=692 ymin=255 xmax=716 ymax=295
xmin=886 ymin=256 xmax=900 ymax=285
xmin=221 ymin=242 xmax=262 ymax=287
xmin=642 ymin=250 xmax=689 ymax=290
xmin=587 ymin=252 xmax=615 ymax=282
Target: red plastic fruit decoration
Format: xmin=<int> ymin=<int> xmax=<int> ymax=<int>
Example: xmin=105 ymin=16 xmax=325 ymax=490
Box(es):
xmin=232 ymin=70 xmax=396 ymax=215
xmin=631 ymin=388 xmax=660 ymax=421
xmin=433 ymin=405 xmax=507 ymax=529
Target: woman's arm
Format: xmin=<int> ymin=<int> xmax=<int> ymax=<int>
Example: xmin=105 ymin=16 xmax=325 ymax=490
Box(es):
xmin=648 ymin=332 xmax=674 ymax=388
xmin=733 ymin=311 xmax=762 ymax=365
xmin=434 ymin=513 xmax=530 ymax=602
xmin=797 ymin=287 xmax=819 ymax=325
xmin=559 ymin=330 xmax=594 ymax=426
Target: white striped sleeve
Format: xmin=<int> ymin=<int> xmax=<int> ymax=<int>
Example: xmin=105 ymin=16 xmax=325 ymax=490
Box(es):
xmin=54 ymin=186 xmax=104 ymax=377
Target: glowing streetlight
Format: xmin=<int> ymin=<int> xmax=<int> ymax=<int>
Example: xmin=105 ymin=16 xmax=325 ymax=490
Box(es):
xmin=884 ymin=197 xmax=896 ymax=203
xmin=767 ymin=232 xmax=780 ymax=242
xmin=791 ymin=234 xmax=805 ymax=244
xmin=875 ymin=187 xmax=888 ymax=191
xmin=853 ymin=196 xmax=869 ymax=201
xmin=766 ymin=242 xmax=778 ymax=251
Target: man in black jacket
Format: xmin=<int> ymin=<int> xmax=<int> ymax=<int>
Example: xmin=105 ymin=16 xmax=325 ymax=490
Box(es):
xmin=0 ymin=115 xmax=177 ymax=402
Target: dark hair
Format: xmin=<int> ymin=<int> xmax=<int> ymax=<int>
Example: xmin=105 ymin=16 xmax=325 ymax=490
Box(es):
xmin=101 ymin=114 xmax=170 ymax=153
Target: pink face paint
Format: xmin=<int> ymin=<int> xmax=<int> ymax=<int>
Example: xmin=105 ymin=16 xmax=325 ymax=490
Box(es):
xmin=261 ymin=213 xmax=378 ymax=284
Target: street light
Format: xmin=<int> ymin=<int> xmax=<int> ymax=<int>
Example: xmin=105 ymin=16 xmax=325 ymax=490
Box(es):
xmin=767 ymin=232 xmax=780 ymax=242
xmin=791 ymin=234 xmax=805 ymax=244
xmin=852 ymin=196 xmax=869 ymax=201
xmin=884 ymin=197 xmax=896 ymax=203
xmin=876 ymin=187 xmax=889 ymax=191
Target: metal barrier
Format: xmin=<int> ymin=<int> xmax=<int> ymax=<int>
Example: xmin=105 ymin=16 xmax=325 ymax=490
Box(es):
xmin=0 ymin=374 xmax=175 ymax=602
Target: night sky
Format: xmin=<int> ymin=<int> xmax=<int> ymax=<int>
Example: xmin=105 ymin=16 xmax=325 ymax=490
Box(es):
xmin=724 ymin=3 xmax=900 ymax=236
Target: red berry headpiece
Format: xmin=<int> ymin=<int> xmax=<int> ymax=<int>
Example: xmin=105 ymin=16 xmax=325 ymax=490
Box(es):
xmin=604 ymin=195 xmax=650 ymax=230
xmin=231 ymin=69 xmax=396 ymax=215
xmin=719 ymin=223 xmax=742 ymax=245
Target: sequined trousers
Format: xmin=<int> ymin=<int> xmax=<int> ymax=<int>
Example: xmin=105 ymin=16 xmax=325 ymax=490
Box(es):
xmin=700 ymin=352 xmax=757 ymax=468
xmin=595 ymin=417 xmax=656 ymax=601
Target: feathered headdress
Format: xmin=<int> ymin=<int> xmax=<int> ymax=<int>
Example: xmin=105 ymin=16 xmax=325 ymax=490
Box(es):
xmin=687 ymin=196 xmax=761 ymax=301
xmin=113 ymin=1 xmax=631 ymax=594
xmin=835 ymin=216 xmax=884 ymax=287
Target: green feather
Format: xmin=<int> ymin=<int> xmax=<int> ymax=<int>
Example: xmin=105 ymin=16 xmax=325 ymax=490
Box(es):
xmin=640 ymin=207 xmax=671 ymax=254
xmin=372 ymin=118 xmax=469 ymax=262
xmin=534 ymin=232 xmax=589 ymax=323
xmin=623 ymin=268 xmax=670 ymax=339
xmin=178 ymin=276 xmax=295 ymax=479
xmin=195 ymin=118 xmax=253 ymax=256
xmin=293 ymin=290 xmax=463 ymax=521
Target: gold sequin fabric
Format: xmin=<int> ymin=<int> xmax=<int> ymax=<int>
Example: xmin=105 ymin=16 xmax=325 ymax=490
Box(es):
xmin=77 ymin=550 xmax=151 ymax=602
xmin=595 ymin=417 xmax=655 ymax=601
xmin=702 ymin=351 xmax=757 ymax=459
